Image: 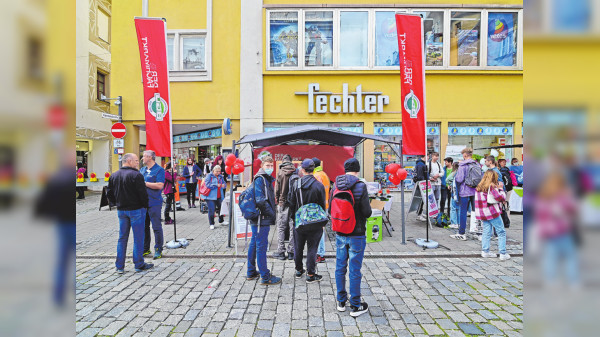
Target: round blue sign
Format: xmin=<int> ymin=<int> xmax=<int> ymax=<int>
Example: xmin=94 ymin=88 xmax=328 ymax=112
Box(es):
xmin=223 ymin=118 xmax=232 ymax=135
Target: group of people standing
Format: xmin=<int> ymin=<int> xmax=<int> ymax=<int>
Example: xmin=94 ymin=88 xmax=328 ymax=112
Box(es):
xmin=246 ymin=155 xmax=372 ymax=317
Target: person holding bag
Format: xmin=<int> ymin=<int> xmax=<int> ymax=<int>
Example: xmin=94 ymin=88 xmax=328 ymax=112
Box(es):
xmin=475 ymin=170 xmax=510 ymax=261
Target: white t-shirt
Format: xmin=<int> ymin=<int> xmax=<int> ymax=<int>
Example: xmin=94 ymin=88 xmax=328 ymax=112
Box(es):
xmin=187 ymin=165 xmax=194 ymax=183
xmin=428 ymin=160 xmax=443 ymax=186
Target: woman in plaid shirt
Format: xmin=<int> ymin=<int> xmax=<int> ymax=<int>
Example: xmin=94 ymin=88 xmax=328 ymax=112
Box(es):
xmin=475 ymin=170 xmax=511 ymax=261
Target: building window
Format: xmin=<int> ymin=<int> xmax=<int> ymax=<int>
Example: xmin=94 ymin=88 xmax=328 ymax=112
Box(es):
xmin=414 ymin=11 xmax=444 ymax=67
xmin=269 ymin=11 xmax=299 ymax=67
xmin=166 ymin=30 xmax=210 ymax=81
xmin=304 ymin=11 xmax=334 ymax=67
xmin=27 ymin=37 xmax=44 ymax=81
xmin=487 ymin=12 xmax=518 ymax=67
xmin=97 ymin=8 xmax=110 ymax=43
xmin=450 ymin=11 xmax=481 ymax=67
xmin=340 ymin=11 xmax=368 ymax=67
xmin=375 ymin=11 xmax=400 ymax=67
xmin=97 ymin=72 xmax=107 ymax=100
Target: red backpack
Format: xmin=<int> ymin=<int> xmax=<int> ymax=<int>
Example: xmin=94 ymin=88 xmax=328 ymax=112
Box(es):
xmin=330 ymin=187 xmax=356 ymax=234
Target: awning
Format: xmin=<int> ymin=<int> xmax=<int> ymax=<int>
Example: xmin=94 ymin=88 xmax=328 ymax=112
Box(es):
xmin=236 ymin=125 xmax=395 ymax=148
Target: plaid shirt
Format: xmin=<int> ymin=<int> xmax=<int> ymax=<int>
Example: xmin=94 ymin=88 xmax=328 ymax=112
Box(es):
xmin=474 ymin=188 xmax=506 ymax=221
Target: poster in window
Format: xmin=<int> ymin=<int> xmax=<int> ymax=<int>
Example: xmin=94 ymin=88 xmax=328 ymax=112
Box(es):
xmin=451 ymin=12 xmax=481 ymax=66
xmin=304 ymin=11 xmax=333 ymax=66
xmin=415 ymin=12 xmax=444 ymax=66
xmin=487 ymin=13 xmax=517 ymax=66
xmin=375 ymin=12 xmax=399 ymax=66
xmin=269 ymin=12 xmax=298 ymax=67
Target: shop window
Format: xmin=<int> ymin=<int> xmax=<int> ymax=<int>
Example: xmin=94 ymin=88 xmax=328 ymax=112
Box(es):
xmin=450 ymin=12 xmax=481 ymax=66
xmin=447 ymin=123 xmax=514 ymax=160
xmin=97 ymin=71 xmax=107 ymax=100
xmin=414 ymin=11 xmax=444 ymax=67
xmin=339 ymin=11 xmax=368 ymax=67
xmin=269 ymin=11 xmax=299 ymax=67
xmin=97 ymin=8 xmax=110 ymax=43
xmin=166 ymin=31 xmax=210 ymax=80
xmin=375 ymin=11 xmax=399 ymax=67
xmin=27 ymin=37 xmax=44 ymax=81
xmin=304 ymin=11 xmax=334 ymax=67
xmin=487 ymin=12 xmax=518 ymax=67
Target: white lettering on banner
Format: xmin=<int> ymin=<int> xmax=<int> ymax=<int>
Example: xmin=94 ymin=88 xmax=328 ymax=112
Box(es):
xmin=141 ymin=37 xmax=159 ymax=88
xmin=398 ymin=33 xmax=413 ymax=85
xmin=300 ymin=83 xmax=390 ymax=114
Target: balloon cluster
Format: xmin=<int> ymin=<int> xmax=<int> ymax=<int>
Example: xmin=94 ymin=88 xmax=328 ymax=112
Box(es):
xmin=225 ymin=153 xmax=245 ymax=175
xmin=385 ymin=163 xmax=407 ymax=186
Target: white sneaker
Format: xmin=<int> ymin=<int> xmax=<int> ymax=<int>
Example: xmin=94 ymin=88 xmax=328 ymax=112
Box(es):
xmin=481 ymin=251 xmax=497 ymax=258
xmin=210 ymin=225 xmax=215 ymax=230
xmin=477 ymin=235 xmax=482 ymax=242
xmin=448 ymin=224 xmax=459 ymax=229
xmin=499 ymin=253 xmax=511 ymax=261
xmin=450 ymin=234 xmax=467 ymax=241
xmin=417 ymin=215 xmax=427 ymax=222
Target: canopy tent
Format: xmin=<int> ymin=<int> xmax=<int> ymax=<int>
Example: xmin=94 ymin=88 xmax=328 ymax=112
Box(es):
xmin=236 ymin=125 xmax=393 ymax=148
xmin=227 ymin=126 xmax=408 ymax=248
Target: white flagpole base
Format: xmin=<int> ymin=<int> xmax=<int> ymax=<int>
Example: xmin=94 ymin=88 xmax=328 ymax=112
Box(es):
xmin=415 ymin=238 xmax=439 ymax=249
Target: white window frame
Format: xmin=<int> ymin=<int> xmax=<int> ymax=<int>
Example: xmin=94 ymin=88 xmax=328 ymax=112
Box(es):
xmin=483 ymin=9 xmax=523 ymax=70
xmin=266 ymin=10 xmax=302 ymax=70
xmin=338 ymin=9 xmax=371 ymax=70
xmin=409 ymin=9 xmax=446 ymax=69
xmin=448 ymin=9 xmax=484 ymax=70
xmin=167 ymin=30 xmax=210 ymax=81
xmin=303 ymin=9 xmax=336 ymax=70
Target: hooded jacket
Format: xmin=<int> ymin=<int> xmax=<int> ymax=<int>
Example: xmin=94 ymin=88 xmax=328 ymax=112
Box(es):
xmin=275 ymin=161 xmax=296 ymax=206
xmin=313 ymin=166 xmax=331 ymax=210
xmin=288 ymin=174 xmax=326 ymax=217
xmin=330 ymin=174 xmax=372 ymax=237
xmin=252 ymin=168 xmax=277 ymax=226
xmin=454 ymin=158 xmax=478 ymax=197
xmin=414 ymin=159 xmax=427 ymax=181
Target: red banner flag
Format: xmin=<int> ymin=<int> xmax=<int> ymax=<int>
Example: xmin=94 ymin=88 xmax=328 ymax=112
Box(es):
xmin=134 ymin=18 xmax=172 ymax=157
xmin=396 ymin=14 xmax=426 ymax=156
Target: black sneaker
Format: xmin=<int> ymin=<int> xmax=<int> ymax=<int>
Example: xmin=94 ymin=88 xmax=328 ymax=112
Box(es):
xmin=287 ymin=253 xmax=294 ymax=260
xmin=135 ymin=263 xmax=154 ymax=273
xmin=246 ymin=272 xmax=260 ymax=281
xmin=337 ymin=300 xmax=346 ymax=312
xmin=306 ymin=274 xmax=323 ymax=283
xmin=350 ymin=302 xmax=369 ymax=317
xmin=261 ymin=275 xmax=282 ymax=285
xmin=272 ymin=252 xmax=286 ymax=261
xmin=295 ymin=269 xmax=305 ymax=279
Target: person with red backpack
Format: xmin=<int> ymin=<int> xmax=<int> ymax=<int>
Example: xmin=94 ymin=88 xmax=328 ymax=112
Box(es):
xmin=329 ymin=158 xmax=372 ymax=317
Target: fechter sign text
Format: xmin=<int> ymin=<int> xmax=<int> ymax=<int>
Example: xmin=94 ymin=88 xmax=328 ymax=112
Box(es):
xmin=296 ymin=83 xmax=390 ymax=114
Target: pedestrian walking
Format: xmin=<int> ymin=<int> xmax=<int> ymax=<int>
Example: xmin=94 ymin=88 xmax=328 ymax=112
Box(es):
xmin=288 ymin=159 xmax=326 ymax=283
xmin=106 ymin=153 xmax=154 ymax=273
xmin=451 ymin=147 xmax=482 ymax=241
xmin=163 ymin=162 xmax=177 ymax=225
xmin=312 ymin=157 xmax=330 ymax=263
xmin=140 ymin=150 xmax=165 ymax=260
xmin=475 ymin=170 xmax=510 ymax=260
xmin=182 ymin=157 xmax=202 ymax=208
xmin=330 ymin=158 xmax=371 ymax=317
xmin=447 ymin=162 xmax=460 ymax=229
xmin=212 ymin=155 xmax=227 ymax=215
xmin=247 ymin=156 xmax=282 ymax=285
xmin=273 ymin=154 xmax=295 ymax=261
xmin=204 ymin=165 xmax=226 ymax=229
xmin=440 ymin=157 xmax=453 ymax=215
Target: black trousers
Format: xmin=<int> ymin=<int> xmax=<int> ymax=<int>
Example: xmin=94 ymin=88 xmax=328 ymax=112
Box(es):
xmin=293 ymin=226 xmax=323 ymax=275
xmin=440 ymin=186 xmax=451 ymax=214
xmin=164 ymin=194 xmax=174 ymax=220
xmin=185 ymin=183 xmax=197 ymax=206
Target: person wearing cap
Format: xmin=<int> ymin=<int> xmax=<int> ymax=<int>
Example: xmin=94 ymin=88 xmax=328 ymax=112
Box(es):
xmin=330 ymin=158 xmax=372 ymax=317
xmin=287 ymin=158 xmax=326 ymax=283
xmin=312 ymin=157 xmax=330 ymax=263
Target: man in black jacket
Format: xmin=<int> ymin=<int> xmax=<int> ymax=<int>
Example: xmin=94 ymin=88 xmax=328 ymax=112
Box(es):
xmin=330 ymin=158 xmax=372 ymax=317
xmin=288 ymin=159 xmax=326 ymax=283
xmin=247 ymin=156 xmax=282 ymax=285
xmin=106 ymin=153 xmax=154 ymax=274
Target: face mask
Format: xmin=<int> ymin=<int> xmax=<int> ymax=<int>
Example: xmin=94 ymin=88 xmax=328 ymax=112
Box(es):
xmin=482 ymin=166 xmax=489 ymax=172
xmin=264 ymin=168 xmax=274 ymax=175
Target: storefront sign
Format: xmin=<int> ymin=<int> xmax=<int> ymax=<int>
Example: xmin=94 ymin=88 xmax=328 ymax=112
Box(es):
xmin=265 ymin=126 xmax=362 ymax=133
xmin=134 ymin=17 xmax=172 ymax=157
xmin=173 ymin=128 xmax=222 ymax=143
xmin=396 ymin=14 xmax=427 ymax=155
xmin=375 ymin=126 xmax=439 ymax=136
xmin=296 ymin=83 xmax=389 ymax=114
xmin=448 ymin=126 xmax=513 ymax=136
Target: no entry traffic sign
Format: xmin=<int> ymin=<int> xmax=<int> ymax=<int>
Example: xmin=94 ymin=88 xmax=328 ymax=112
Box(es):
xmin=111 ymin=123 xmax=127 ymax=139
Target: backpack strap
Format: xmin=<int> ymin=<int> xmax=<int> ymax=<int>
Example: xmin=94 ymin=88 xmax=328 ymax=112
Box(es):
xmin=297 ymin=179 xmax=303 ymax=207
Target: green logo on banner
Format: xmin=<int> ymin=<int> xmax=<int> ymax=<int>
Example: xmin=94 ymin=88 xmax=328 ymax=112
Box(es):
xmin=404 ymin=90 xmax=420 ymax=118
xmin=147 ymin=93 xmax=168 ymax=121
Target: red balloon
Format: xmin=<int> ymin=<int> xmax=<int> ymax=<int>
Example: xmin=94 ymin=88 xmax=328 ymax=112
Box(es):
xmin=233 ymin=162 xmax=244 ymax=174
xmin=388 ymin=174 xmax=401 ymax=185
xmin=235 ymin=158 xmax=244 ymax=166
xmin=225 ymin=154 xmax=236 ymax=166
xmin=396 ymin=168 xmax=408 ymax=180
xmin=385 ymin=163 xmax=401 ymax=174
xmin=225 ymin=165 xmax=232 ymax=175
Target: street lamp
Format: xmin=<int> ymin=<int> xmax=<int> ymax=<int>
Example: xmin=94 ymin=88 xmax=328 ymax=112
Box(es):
xmin=100 ymin=94 xmax=123 ymax=122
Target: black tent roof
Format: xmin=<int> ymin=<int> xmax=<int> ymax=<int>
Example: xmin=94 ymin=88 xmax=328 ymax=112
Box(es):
xmin=475 ymin=144 xmax=523 ymax=150
xmin=236 ymin=125 xmax=396 ymax=148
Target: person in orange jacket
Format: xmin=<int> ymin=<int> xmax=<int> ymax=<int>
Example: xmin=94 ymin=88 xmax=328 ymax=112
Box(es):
xmin=312 ymin=157 xmax=330 ymax=263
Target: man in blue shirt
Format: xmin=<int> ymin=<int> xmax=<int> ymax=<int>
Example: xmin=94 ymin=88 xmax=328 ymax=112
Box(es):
xmin=140 ymin=150 xmax=166 ymax=260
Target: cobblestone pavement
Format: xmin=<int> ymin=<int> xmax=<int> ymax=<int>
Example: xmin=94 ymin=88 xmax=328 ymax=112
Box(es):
xmin=77 ymin=191 xmax=523 ymax=336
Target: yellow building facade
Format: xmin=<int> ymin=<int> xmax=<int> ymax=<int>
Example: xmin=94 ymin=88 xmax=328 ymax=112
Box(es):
xmin=112 ymin=0 xmax=523 ymax=186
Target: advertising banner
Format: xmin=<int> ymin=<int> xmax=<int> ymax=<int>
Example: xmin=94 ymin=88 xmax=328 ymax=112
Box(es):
xmin=134 ymin=18 xmax=172 ymax=157
xmin=396 ymin=14 xmax=427 ymax=156
xmin=487 ymin=12 xmax=516 ymax=66
xmin=417 ymin=180 xmax=439 ymax=218
xmin=252 ymin=145 xmax=355 ymax=180
xmin=234 ymin=192 xmax=252 ymax=239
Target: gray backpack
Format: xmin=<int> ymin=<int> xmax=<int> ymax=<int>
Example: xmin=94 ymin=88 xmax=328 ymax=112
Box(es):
xmin=465 ymin=162 xmax=483 ymax=188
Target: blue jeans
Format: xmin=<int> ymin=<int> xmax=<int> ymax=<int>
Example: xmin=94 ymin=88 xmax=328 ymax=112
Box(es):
xmin=481 ymin=216 xmax=507 ymax=254
xmin=247 ymin=225 xmax=271 ymax=280
xmin=458 ymin=195 xmax=475 ymax=235
xmin=144 ymin=205 xmax=164 ymax=251
xmin=117 ymin=208 xmax=147 ymax=270
xmin=335 ymin=235 xmax=366 ymax=307
xmin=544 ymin=234 xmax=579 ymax=285
xmin=318 ymin=231 xmax=326 ymax=256
xmin=207 ymin=199 xmax=217 ymax=225
xmin=450 ymin=197 xmax=459 ymax=225
xmin=54 ymin=222 xmax=75 ymax=306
